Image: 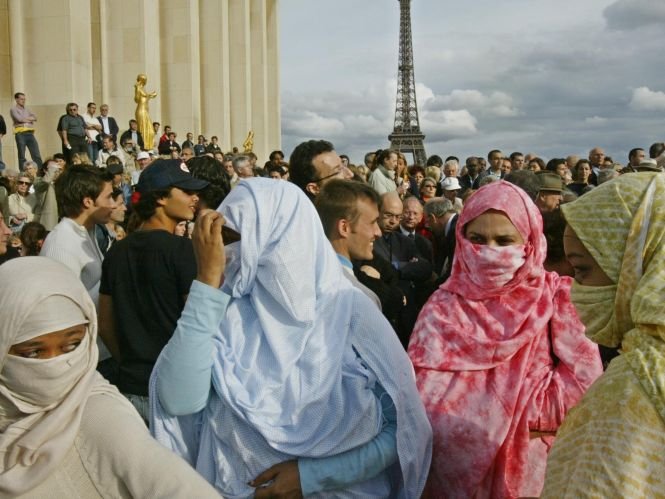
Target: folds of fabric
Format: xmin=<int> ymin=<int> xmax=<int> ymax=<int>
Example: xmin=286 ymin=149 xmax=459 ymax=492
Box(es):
xmin=543 ymin=173 xmax=665 ymax=496
xmin=0 ymin=257 xmax=121 ymax=496
xmin=151 ymin=179 xmax=431 ymax=497
xmin=408 ymin=181 xmax=602 ymax=498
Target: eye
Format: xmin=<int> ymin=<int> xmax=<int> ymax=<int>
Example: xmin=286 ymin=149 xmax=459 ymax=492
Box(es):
xmin=571 ymin=266 xmax=589 ymax=282
xmin=63 ymin=340 xmax=82 ymax=354
xmin=18 ymin=349 xmax=41 ymax=359
xmin=496 ymin=237 xmax=517 ymax=246
xmin=467 ymin=234 xmax=485 ymax=244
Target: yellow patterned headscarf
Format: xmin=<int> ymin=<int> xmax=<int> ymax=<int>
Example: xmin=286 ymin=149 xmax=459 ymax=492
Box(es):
xmin=562 ymin=172 xmax=665 ymax=422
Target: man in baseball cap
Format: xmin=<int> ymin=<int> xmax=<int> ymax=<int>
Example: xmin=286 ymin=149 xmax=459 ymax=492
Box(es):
xmin=136 ymin=158 xmax=208 ymax=193
xmin=98 ymin=159 xmax=209 ymax=419
xmin=131 ymin=151 xmax=153 ymax=185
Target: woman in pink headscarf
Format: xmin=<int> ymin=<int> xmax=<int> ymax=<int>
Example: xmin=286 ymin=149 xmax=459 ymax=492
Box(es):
xmin=408 ymin=181 xmax=602 ymax=498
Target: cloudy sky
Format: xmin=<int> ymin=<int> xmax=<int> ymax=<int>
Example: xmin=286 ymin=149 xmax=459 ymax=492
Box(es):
xmin=280 ymin=0 xmax=665 ymax=165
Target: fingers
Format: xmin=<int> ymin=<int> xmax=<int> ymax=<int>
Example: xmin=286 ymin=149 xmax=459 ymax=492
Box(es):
xmin=251 ymin=464 xmax=279 ymax=487
xmin=193 ymin=210 xmax=226 ymax=288
xmin=193 ymin=210 xmax=223 ymax=242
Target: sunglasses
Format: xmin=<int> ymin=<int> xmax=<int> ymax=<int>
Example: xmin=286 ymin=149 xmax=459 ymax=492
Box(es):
xmin=221 ymin=225 xmax=241 ymax=245
xmin=17 ymin=180 xmax=32 ymax=186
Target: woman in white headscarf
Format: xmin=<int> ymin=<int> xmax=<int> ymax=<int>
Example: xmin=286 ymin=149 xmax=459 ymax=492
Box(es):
xmin=151 ymin=178 xmax=432 ymax=498
xmin=0 ymin=257 xmax=219 ymax=498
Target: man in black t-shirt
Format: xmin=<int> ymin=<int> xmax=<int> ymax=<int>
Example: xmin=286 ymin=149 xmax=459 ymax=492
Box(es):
xmin=98 ymin=159 xmax=208 ymax=421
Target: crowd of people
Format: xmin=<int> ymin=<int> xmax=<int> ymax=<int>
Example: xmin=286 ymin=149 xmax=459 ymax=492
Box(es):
xmin=0 ymin=92 xmax=664 ymax=498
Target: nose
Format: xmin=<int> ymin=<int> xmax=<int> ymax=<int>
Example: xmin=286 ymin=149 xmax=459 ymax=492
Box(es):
xmin=373 ymin=223 xmax=382 ymax=238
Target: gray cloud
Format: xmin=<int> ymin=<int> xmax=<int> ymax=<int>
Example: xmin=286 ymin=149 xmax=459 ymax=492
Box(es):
xmin=604 ymin=0 xmax=665 ymax=30
xmin=280 ymin=0 xmax=664 ymax=165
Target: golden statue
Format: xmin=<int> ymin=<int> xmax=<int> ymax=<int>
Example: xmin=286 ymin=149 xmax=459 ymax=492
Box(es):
xmin=242 ymin=130 xmax=254 ymax=153
xmin=134 ymin=74 xmax=158 ymax=150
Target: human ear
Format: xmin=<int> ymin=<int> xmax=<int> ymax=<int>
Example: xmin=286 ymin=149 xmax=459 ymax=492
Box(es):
xmin=337 ymin=218 xmax=350 ymax=239
xmin=305 ymin=183 xmax=320 ymax=197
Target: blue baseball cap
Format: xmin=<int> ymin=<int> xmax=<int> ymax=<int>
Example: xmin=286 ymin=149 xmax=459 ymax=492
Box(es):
xmin=136 ymin=159 xmax=209 ymax=193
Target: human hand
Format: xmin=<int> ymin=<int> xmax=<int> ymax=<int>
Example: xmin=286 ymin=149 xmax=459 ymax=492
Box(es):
xmin=251 ymin=460 xmax=303 ymax=499
xmin=192 ymin=209 xmax=225 ymax=288
xmin=360 ymin=265 xmax=381 ymax=279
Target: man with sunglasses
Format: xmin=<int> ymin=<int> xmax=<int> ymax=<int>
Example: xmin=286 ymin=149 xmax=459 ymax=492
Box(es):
xmin=289 ymin=139 xmax=353 ymax=200
xmin=98 ymin=159 xmax=208 ymax=421
xmin=57 ymin=102 xmax=88 ymax=162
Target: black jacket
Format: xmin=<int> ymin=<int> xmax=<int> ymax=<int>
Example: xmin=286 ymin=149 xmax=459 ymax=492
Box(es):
xmin=120 ymin=129 xmax=145 ymax=150
xmin=97 ymin=116 xmax=119 ymax=139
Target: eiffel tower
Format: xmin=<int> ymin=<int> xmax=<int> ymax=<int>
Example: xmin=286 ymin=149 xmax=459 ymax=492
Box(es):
xmin=389 ymin=0 xmax=427 ymax=166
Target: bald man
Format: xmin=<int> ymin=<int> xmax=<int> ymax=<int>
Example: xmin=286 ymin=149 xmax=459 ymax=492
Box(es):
xmin=400 ymin=196 xmax=432 ymax=263
xmin=374 ymin=192 xmax=432 ymax=347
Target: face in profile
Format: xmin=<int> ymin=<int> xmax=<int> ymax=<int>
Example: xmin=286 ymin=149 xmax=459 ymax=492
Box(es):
xmin=563 ymin=225 xmax=613 ymax=286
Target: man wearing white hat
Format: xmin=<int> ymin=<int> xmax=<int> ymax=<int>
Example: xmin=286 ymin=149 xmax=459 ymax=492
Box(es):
xmin=440 ymin=176 xmax=464 ymax=213
xmin=131 ymin=151 xmax=153 ymax=185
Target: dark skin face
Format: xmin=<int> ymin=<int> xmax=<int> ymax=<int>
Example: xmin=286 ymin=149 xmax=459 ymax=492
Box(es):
xmin=466 ymin=162 xmax=479 ymax=176
xmin=563 ymin=225 xmax=613 ymax=286
xmin=9 ymin=324 xmax=87 ymax=360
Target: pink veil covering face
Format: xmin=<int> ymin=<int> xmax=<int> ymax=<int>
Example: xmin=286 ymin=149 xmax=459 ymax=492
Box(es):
xmin=408 ymin=181 xmax=602 ymax=497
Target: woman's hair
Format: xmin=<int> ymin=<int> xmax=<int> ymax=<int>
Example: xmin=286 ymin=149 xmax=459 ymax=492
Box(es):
xmin=106 ymin=155 xmax=123 ymax=166
xmin=20 ymin=222 xmax=48 ymax=256
xmin=409 ymin=165 xmax=426 ymax=177
xmin=425 ymin=165 xmax=441 ymax=183
xmin=546 ymin=158 xmax=566 ymax=172
xmin=375 ymin=149 xmax=397 ymax=168
xmin=71 ymin=152 xmax=92 ymax=165
xmin=572 ymin=159 xmax=591 ymax=182
xmin=420 ymin=177 xmax=437 ymax=190
xmin=426 ymin=154 xmax=444 ymax=167
xmin=347 ymin=165 xmax=368 ymax=183
xmin=395 ymin=151 xmax=409 ymax=182
xmin=529 ymin=157 xmax=546 ymax=171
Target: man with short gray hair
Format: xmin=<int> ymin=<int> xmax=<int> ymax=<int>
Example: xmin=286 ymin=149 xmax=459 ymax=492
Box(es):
xmin=424 ymin=197 xmax=457 ymax=281
xmin=232 ymin=155 xmax=253 ymax=179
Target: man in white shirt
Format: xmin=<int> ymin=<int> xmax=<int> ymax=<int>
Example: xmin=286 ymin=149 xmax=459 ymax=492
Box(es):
xmin=96 ymin=134 xmax=128 ymax=169
xmin=82 ymin=102 xmax=103 ymax=163
xmin=40 ymin=165 xmax=116 ymax=359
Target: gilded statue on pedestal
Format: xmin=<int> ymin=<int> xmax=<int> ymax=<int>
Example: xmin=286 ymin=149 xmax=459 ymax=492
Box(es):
xmin=134 ymin=74 xmax=157 ymax=150
xmin=242 ymin=130 xmax=254 ymax=153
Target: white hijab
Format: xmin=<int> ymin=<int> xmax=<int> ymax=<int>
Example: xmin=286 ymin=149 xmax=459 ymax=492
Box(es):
xmin=0 ymin=257 xmax=120 ymax=495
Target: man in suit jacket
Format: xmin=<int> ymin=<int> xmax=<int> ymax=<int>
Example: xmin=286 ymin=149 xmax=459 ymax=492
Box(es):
xmin=424 ymin=198 xmax=458 ymax=283
xmin=97 ymin=104 xmax=119 ymax=141
xmin=374 ymin=192 xmax=432 ymax=346
xmin=120 ymin=120 xmax=145 ymax=151
xmin=399 ymin=196 xmax=433 ymax=263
